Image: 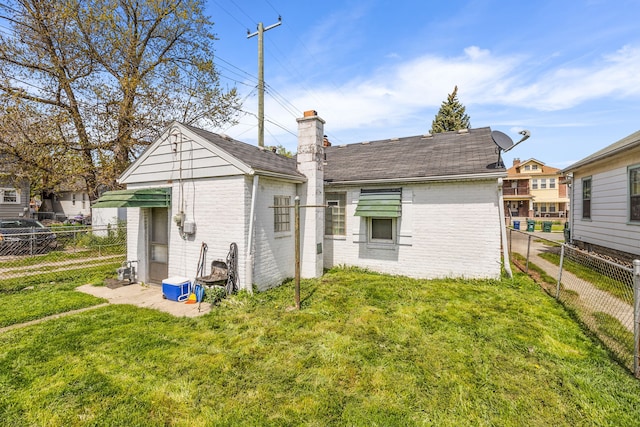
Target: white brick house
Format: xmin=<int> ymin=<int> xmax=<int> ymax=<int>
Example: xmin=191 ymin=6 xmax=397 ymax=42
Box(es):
xmin=93 ymin=112 xmax=507 ymax=290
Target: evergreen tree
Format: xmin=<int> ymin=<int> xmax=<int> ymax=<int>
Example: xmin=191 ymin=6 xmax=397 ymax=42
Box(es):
xmin=429 ymin=86 xmax=471 ymax=134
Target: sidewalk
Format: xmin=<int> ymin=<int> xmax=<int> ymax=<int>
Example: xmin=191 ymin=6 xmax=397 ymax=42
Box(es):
xmin=510 ymin=230 xmax=633 ymax=332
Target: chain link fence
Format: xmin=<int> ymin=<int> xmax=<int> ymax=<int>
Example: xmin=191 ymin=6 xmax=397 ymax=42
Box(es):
xmin=508 ymin=228 xmax=640 ymax=376
xmin=0 ymin=224 xmax=126 ymax=293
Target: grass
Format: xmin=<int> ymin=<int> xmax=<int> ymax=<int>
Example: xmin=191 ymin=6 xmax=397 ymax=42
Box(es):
xmin=538 ymin=252 xmax=632 ymax=304
xmin=2 ymin=267 xmax=640 ymax=426
xmin=510 ymin=251 xmax=557 ymax=290
xmin=0 ymin=264 xmax=116 ymax=327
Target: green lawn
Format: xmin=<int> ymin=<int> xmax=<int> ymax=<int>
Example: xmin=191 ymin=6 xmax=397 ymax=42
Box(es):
xmin=1 ymin=267 xmax=640 ymax=426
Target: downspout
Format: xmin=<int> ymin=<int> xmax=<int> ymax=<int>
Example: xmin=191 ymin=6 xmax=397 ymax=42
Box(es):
xmin=498 ymin=178 xmax=513 ymax=278
xmin=246 ymin=174 xmax=259 ymax=293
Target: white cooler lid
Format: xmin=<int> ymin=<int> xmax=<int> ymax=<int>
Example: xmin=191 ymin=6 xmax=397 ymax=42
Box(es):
xmin=162 ymin=276 xmax=191 ymax=285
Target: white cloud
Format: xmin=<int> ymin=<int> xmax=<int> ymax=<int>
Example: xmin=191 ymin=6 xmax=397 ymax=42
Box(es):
xmin=225 ymin=43 xmax=640 ymax=149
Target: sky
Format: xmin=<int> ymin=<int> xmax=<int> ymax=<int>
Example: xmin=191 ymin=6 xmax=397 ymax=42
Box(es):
xmin=205 ymin=0 xmax=640 ymax=169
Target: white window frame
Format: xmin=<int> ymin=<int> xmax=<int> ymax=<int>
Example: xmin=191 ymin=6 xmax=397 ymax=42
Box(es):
xmin=325 ymin=192 xmax=346 ymax=236
xmin=368 ymin=217 xmax=396 ymax=243
xmin=549 ymin=178 xmax=556 ymax=189
xmin=0 ymin=188 xmax=19 ymax=204
xmin=540 ymin=178 xmax=547 ymax=189
xmin=273 ymin=195 xmax=291 ymax=233
xmin=532 ymin=179 xmax=538 ymax=190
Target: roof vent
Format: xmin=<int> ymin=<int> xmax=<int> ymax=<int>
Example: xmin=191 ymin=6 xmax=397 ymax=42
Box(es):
xmin=361 ymin=141 xmax=370 ymax=145
xmin=421 ymin=133 xmax=433 ymax=139
xmin=390 ymin=137 xmax=400 ymax=141
xmin=338 ymin=144 xmax=347 ymax=148
xmin=457 ymin=129 xmax=469 ymax=134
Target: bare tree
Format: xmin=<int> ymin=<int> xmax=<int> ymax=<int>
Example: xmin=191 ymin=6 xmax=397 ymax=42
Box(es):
xmin=0 ymin=0 xmax=240 ymax=199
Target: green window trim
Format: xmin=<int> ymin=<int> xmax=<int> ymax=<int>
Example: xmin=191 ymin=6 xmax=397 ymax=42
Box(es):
xmin=354 ymin=189 xmax=401 ymax=218
xmin=92 ymin=188 xmax=171 ymax=208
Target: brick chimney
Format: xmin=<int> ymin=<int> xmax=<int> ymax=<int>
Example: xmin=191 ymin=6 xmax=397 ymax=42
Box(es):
xmin=296 ymin=110 xmax=325 ymax=278
xmin=513 ymin=158 xmax=520 ymax=166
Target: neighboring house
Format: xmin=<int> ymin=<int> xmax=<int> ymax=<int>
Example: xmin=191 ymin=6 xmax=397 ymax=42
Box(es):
xmin=0 ymin=175 xmax=29 ymax=218
xmin=562 ymin=129 xmax=640 ymax=262
xmin=40 ymin=181 xmax=91 ymax=222
xmin=503 ymin=158 xmax=569 ymax=218
xmin=93 ymin=112 xmax=508 ymax=290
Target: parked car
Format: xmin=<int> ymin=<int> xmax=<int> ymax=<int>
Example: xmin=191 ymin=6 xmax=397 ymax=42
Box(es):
xmin=0 ymin=218 xmax=58 ymax=256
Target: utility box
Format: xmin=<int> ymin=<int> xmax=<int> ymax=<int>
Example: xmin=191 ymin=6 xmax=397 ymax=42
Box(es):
xmin=162 ymin=276 xmax=191 ymax=302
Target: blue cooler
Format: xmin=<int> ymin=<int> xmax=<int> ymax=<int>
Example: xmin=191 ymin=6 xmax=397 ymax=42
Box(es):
xmin=162 ymin=276 xmax=191 ymax=302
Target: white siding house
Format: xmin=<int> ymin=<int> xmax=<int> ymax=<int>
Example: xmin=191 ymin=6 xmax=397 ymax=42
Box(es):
xmin=563 ymin=129 xmax=640 ymax=261
xmin=0 ymin=177 xmax=29 ymax=218
xmin=93 ymin=112 xmax=508 ymax=290
xmin=323 ymin=180 xmax=502 ymax=279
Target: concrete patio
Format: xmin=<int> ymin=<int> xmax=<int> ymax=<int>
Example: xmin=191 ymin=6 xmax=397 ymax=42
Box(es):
xmin=77 ymin=282 xmax=212 ymax=317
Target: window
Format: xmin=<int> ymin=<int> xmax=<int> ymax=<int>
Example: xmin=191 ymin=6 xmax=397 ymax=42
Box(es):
xmin=540 ymin=179 xmax=547 ymax=189
xmin=524 ymin=165 xmax=530 ymax=171
xmin=1 ymin=188 xmax=18 ymax=204
xmin=549 ymin=204 xmax=556 ymax=213
xmin=630 ymin=167 xmax=640 ymax=221
xmin=369 ymin=218 xmax=395 ymax=242
xmin=273 ymin=196 xmax=291 ymax=232
xmin=532 ymin=179 xmax=538 ymax=190
xmin=541 ymin=203 xmax=547 ymax=213
xmin=82 ymin=193 xmax=86 ymax=209
xmin=325 ymin=193 xmax=346 ymax=236
xmin=549 ymin=178 xmax=556 ymax=189
xmin=532 ymin=164 xmax=538 ymax=170
xmin=354 ymin=188 xmax=401 ymax=244
xmin=582 ymin=177 xmax=591 ymax=219
xmin=72 ymin=193 xmax=76 ymax=206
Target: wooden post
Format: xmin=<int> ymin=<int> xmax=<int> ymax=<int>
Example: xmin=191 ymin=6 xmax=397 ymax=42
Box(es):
xmin=294 ymin=196 xmax=301 ymax=310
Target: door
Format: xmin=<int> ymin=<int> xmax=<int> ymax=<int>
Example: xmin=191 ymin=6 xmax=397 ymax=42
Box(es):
xmin=149 ymin=207 xmax=168 ymax=283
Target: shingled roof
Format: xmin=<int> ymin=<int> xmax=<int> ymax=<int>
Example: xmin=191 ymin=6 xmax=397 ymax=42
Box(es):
xmin=175 ymin=124 xmax=504 ymax=183
xmin=181 ymin=123 xmax=304 ymax=179
xmin=324 ymin=127 xmax=505 ymax=183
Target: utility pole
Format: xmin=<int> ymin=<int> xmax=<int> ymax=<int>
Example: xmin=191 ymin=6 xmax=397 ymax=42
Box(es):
xmin=247 ymin=16 xmax=281 ymax=147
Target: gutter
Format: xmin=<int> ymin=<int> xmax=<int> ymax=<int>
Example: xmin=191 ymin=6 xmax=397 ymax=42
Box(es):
xmin=245 ymin=174 xmax=259 ymax=293
xmin=497 ymin=178 xmax=513 ymax=278
xmin=252 ymin=169 xmax=306 ymax=183
xmin=324 ymin=171 xmax=507 ymax=186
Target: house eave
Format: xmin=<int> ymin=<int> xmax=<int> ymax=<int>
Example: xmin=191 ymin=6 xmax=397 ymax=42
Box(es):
xmin=324 ymin=171 xmax=507 ymax=187
xmin=253 ymin=169 xmax=307 ymax=183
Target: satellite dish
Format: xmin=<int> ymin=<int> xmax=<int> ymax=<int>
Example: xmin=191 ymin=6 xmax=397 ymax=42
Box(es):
xmin=490 ymin=129 xmax=531 ymax=168
xmin=492 ymin=130 xmax=514 ymax=151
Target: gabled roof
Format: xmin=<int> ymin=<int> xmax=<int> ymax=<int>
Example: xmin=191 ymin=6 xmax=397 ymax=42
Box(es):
xmin=506 ymin=158 xmax=562 ymax=177
xmin=120 ymin=123 xmax=505 ymax=186
xmin=323 ymin=127 xmax=505 ymax=183
xmin=563 ymin=129 xmax=640 ymax=173
xmin=119 ymin=122 xmax=305 ymax=184
xmin=182 ymin=123 xmax=304 ymax=179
